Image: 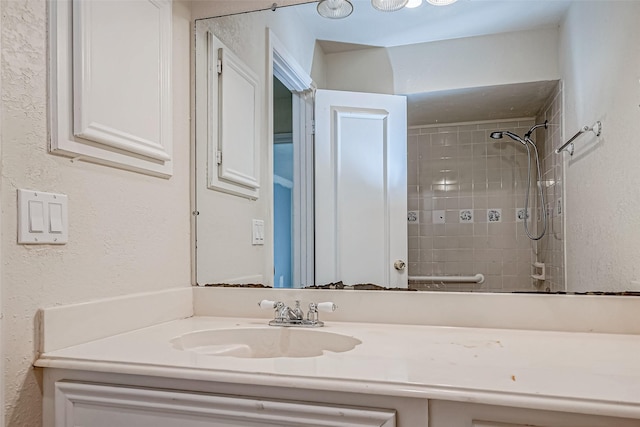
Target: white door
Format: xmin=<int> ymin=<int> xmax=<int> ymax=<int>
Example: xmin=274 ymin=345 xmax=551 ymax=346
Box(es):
xmin=315 ymin=89 xmax=407 ymax=288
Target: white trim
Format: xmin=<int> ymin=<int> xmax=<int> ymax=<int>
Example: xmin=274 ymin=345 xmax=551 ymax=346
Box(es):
xmin=49 ymin=0 xmax=173 ymax=177
xmin=268 ymin=30 xmax=315 ymax=288
xmin=270 ymin=32 xmax=313 ymax=92
xmin=0 ymin=1 xmax=4 ymax=423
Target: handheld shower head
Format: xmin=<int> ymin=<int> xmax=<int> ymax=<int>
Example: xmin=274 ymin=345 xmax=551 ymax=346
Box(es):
xmin=490 ymin=130 xmax=527 ymax=145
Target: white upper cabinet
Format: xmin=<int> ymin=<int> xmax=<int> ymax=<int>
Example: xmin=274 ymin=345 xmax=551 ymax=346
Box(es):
xmin=49 ymin=0 xmax=173 ymax=177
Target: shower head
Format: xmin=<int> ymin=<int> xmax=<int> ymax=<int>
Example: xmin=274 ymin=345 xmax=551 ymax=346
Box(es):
xmin=490 ymin=130 xmax=527 ymax=145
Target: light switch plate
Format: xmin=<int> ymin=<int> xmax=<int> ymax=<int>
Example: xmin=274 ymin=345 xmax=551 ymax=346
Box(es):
xmin=252 ymin=219 xmax=264 ymax=245
xmin=18 ymin=189 xmax=68 ymax=244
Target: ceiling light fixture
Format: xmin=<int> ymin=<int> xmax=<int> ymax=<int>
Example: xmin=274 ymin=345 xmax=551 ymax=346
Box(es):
xmin=371 ymin=0 xmax=409 ymax=12
xmin=317 ymin=0 xmax=353 ymax=19
xmin=405 ymin=0 xmax=423 ymax=8
xmin=426 ymin=0 xmax=458 ymax=5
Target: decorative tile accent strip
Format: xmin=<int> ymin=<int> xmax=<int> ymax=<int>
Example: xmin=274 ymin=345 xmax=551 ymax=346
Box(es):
xmin=488 ymin=208 xmax=502 ymax=223
xmin=459 ymin=209 xmax=473 ymax=223
xmin=516 ymin=208 xmax=530 ymax=222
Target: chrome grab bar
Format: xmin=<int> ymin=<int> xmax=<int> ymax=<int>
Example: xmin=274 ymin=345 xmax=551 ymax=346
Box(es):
xmin=409 ymin=274 xmax=485 ymax=284
xmin=556 ymin=121 xmax=602 ymax=156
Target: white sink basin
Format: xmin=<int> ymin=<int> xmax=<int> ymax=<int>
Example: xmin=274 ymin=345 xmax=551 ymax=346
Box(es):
xmin=171 ymin=327 xmax=361 ymax=358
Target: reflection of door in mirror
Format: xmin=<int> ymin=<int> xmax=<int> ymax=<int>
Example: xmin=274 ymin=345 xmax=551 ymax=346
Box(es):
xmin=315 ymin=90 xmax=408 ymax=288
xmin=273 ymin=77 xmax=293 ymax=288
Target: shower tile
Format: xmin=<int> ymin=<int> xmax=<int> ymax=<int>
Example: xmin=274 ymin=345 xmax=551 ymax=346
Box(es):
xmin=487 ymin=208 xmax=502 ymax=223
xmin=408 ymin=236 xmax=419 ymax=250
xmin=432 ymin=224 xmax=446 ymax=236
xmin=473 ymin=235 xmax=489 ymax=248
xmin=458 ymin=131 xmax=472 ymax=144
xmin=459 ymin=209 xmax=473 ymax=223
xmin=432 ymin=250 xmax=447 ymax=262
xmin=445 ymin=223 xmax=461 ymax=236
xmin=407 ymin=210 xmax=419 ymax=224
xmin=478 ymin=122 xmax=500 ymax=130
xmin=419 ymin=237 xmax=433 ymax=249
xmin=459 ymin=223 xmax=474 ymax=236
xmin=420 ymin=250 xmax=433 ymax=262
xmin=409 ymin=249 xmax=420 ymax=263
xmin=458 ymin=235 xmax=474 ymax=248
xmin=471 ymin=130 xmax=487 ymax=144
xmin=445 ymin=198 xmax=460 ymax=209
xmin=516 ymin=208 xmax=530 ymax=222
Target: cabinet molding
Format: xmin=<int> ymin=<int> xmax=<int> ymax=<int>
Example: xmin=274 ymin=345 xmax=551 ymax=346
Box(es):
xmin=55 ymin=381 xmax=396 ymax=427
xmin=49 ymin=0 xmax=173 ymax=177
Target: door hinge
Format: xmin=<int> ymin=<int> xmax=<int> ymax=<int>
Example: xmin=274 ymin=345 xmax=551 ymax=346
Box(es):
xmin=310 ymin=119 xmax=315 ymax=135
xmin=216 ymin=150 xmax=222 ymax=165
xmin=217 ymin=58 xmax=222 ymax=75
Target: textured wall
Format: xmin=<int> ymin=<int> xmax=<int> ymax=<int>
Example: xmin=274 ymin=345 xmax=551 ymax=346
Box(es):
xmin=560 ymin=2 xmax=640 ymax=291
xmin=1 ymin=1 xmax=192 ymax=425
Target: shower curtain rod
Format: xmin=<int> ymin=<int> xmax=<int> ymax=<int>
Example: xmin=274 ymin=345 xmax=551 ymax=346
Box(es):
xmin=556 ymin=121 xmax=602 ymax=156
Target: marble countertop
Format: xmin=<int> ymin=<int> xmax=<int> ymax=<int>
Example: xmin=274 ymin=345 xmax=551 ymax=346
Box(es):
xmin=35 ymin=316 xmax=640 ymax=418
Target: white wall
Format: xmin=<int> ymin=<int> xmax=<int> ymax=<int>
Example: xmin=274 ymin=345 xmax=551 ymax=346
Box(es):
xmin=388 ymin=27 xmax=560 ymax=94
xmin=560 ymin=1 xmax=640 ymax=291
xmin=321 ymin=27 xmax=559 ymax=96
xmin=194 ymin=6 xmax=317 ymax=285
xmin=324 ymin=47 xmax=395 ymax=94
xmin=1 ymin=1 xmax=192 ymax=425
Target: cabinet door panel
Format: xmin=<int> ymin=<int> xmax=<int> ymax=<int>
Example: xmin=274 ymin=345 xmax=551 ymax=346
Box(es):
xmin=55 ymin=382 xmax=396 ymax=427
xmin=430 ymin=400 xmax=640 ymax=427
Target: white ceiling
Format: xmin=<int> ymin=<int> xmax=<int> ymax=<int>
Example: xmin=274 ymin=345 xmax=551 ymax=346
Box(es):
xmin=292 ymin=0 xmax=572 ymax=48
xmin=287 ymin=0 xmax=571 ymax=124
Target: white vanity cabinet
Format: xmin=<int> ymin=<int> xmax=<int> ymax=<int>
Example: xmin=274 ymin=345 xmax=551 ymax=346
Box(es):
xmin=43 ymin=370 xmax=423 ymax=427
xmin=429 ymin=401 xmax=640 ymax=427
xmin=54 ymin=382 xmax=396 ymax=427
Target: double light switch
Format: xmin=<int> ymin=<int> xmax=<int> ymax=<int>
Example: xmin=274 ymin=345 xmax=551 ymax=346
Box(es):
xmin=18 ymin=189 xmax=68 ymax=244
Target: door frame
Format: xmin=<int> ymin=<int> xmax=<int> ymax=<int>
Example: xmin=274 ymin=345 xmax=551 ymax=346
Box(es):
xmin=268 ymin=30 xmax=315 ymax=287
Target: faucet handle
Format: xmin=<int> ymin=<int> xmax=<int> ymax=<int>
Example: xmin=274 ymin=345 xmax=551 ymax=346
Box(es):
xmin=258 ymin=300 xmax=278 ymax=310
xmin=316 ymin=302 xmax=337 ymax=313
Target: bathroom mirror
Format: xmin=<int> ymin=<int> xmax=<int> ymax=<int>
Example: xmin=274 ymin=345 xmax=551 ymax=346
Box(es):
xmin=194 ymin=0 xmax=640 ymax=294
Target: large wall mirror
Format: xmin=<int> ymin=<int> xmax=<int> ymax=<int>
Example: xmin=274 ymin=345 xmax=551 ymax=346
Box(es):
xmin=193 ymin=0 xmax=640 ymax=295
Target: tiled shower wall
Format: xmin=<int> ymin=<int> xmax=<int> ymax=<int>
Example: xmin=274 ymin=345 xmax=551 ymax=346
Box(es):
xmin=407 ymin=119 xmax=544 ymax=292
xmin=536 ymin=82 xmax=565 ymax=292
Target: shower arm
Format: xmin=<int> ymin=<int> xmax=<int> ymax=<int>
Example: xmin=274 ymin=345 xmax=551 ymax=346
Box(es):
xmin=524 ymin=120 xmax=548 ymax=139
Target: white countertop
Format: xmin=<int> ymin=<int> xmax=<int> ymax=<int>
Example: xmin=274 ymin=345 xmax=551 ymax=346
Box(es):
xmin=35 ymin=316 xmax=640 ymax=418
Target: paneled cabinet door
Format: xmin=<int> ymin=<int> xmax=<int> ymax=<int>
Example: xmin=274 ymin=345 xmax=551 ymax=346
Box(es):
xmin=429 ymin=401 xmax=640 ymax=427
xmin=55 ymin=382 xmax=396 ymax=427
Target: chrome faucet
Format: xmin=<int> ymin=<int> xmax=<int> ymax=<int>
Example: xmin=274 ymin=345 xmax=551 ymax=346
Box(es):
xmin=259 ymin=300 xmax=337 ymax=327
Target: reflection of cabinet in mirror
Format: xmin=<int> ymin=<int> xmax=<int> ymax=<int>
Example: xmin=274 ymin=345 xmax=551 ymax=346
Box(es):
xmin=207 ymin=34 xmax=261 ymax=199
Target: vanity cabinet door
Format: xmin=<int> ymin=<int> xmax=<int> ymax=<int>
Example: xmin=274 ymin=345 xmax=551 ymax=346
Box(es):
xmin=54 ymin=381 xmax=396 ymax=427
xmin=429 ymin=401 xmax=640 ymax=427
